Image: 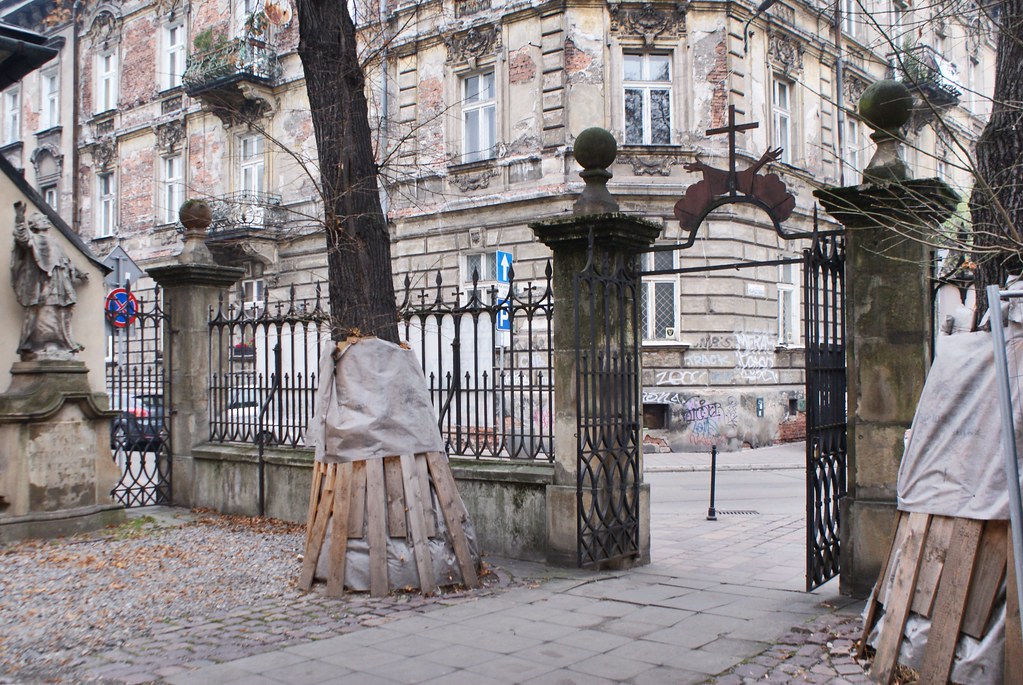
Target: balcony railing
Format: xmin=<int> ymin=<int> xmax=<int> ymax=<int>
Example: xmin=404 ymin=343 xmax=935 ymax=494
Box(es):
xmin=890 ymin=45 xmax=961 ymax=107
xmin=208 ymin=190 xmax=285 ymax=235
xmin=183 ymin=38 xmax=282 ymax=94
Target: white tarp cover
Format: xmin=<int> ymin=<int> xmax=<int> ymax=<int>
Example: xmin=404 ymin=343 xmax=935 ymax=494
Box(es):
xmin=306 ymin=337 xmax=445 ymax=463
xmin=896 ymin=325 xmax=1023 ymax=520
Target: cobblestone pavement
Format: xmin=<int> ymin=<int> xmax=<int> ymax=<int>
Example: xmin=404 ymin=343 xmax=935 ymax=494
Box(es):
xmin=2 ymin=506 xmax=874 ymax=684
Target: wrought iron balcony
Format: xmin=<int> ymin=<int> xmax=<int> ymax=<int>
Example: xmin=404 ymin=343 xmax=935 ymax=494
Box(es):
xmin=208 ymin=190 xmax=285 ymax=237
xmin=182 ymin=38 xmax=282 ymax=117
xmin=890 ymin=45 xmax=961 ymax=108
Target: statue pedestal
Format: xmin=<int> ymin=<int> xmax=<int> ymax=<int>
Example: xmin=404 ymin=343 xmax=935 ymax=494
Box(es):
xmin=0 ymin=360 xmax=124 ymax=543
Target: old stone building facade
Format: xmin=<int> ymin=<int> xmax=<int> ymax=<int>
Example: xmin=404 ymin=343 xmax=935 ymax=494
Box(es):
xmin=0 ymin=0 xmax=995 ymax=451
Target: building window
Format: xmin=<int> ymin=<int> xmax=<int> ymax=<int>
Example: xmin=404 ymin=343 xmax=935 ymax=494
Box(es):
xmin=241 ymin=277 xmax=265 ymax=313
xmin=42 ymin=184 xmax=58 ymax=212
xmin=41 ymin=69 xmax=59 ymax=129
xmin=772 ymin=79 xmax=792 ymax=164
xmin=237 ymin=0 xmax=266 ymax=34
xmin=843 ymin=117 xmax=862 ymax=178
xmin=778 ymin=261 xmax=800 ymax=346
xmin=461 ymin=71 xmax=495 ymax=163
xmin=640 ymin=250 xmax=679 ymax=342
xmin=842 ymin=0 xmax=858 ymax=37
xmin=97 ymin=172 xmax=116 ymax=237
xmin=2 ymin=87 xmax=20 ymax=145
xmin=161 ymin=154 xmax=184 ymax=224
xmin=463 ymin=251 xmax=499 ymax=304
xmin=96 ymin=51 xmax=118 ymax=113
xmin=624 ymin=53 xmax=671 ymax=145
xmin=161 ymin=23 xmax=185 ymax=91
xmin=239 ymin=134 xmax=265 ymax=192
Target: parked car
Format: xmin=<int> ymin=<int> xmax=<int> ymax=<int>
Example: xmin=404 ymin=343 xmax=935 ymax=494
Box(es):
xmin=110 ymin=393 xmax=165 ymax=452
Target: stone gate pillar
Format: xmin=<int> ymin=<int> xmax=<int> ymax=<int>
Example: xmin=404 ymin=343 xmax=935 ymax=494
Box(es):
xmin=149 ymin=205 xmax=242 ymax=508
xmin=530 ymin=129 xmax=661 ymax=567
xmin=815 ymin=81 xmax=958 ymax=597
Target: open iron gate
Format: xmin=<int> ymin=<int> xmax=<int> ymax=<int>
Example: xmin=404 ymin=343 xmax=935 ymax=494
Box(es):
xmin=107 ymin=285 xmax=171 ymax=507
xmin=575 ymin=247 xmax=643 ymax=567
xmin=804 ymin=233 xmax=847 ymax=590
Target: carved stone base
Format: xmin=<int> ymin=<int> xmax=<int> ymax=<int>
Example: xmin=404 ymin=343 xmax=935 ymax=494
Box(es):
xmin=0 ymin=360 xmax=124 ymax=543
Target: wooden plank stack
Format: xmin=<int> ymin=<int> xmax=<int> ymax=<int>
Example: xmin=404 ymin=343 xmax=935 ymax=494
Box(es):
xmin=860 ymin=511 xmax=1022 ymax=684
xmin=298 ymin=451 xmax=480 ymax=597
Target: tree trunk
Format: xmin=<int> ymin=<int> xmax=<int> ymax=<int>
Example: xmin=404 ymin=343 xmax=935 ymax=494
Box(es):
xmin=295 ymin=0 xmax=399 ymax=343
xmin=971 ymin=0 xmax=1023 ymax=314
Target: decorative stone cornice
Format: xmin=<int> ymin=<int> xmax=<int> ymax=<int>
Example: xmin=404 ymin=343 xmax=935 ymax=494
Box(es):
xmin=619 ymin=154 xmax=680 ymax=176
xmin=92 ymin=138 xmax=116 ymax=171
xmin=767 ymin=30 xmax=803 ymax=77
xmin=609 ymin=2 xmax=687 ymax=46
xmin=454 ymin=0 xmax=491 ymax=18
xmin=843 ymin=73 xmax=869 ymax=106
xmin=445 ymin=25 xmax=501 ymax=69
xmin=30 ymin=144 xmax=63 ymax=180
xmin=86 ymin=7 xmax=122 ymax=46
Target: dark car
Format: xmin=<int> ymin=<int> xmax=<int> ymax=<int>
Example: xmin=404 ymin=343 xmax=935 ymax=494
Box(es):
xmin=110 ymin=393 xmax=165 ymax=452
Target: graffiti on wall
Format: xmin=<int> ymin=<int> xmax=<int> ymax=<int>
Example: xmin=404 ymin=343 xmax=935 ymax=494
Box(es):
xmin=653 ymin=369 xmax=707 ymax=386
xmin=733 ymin=328 xmax=778 ymax=382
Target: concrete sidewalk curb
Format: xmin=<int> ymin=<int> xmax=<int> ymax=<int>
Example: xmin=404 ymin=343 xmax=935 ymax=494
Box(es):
xmin=645 ymin=462 xmax=803 ymax=473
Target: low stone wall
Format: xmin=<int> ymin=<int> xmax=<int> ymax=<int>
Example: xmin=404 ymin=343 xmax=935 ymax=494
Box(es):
xmin=188 ymin=444 xmax=552 ymax=562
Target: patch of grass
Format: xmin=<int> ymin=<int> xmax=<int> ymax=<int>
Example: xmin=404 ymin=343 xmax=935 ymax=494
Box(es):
xmin=109 ymin=515 xmax=160 ymax=540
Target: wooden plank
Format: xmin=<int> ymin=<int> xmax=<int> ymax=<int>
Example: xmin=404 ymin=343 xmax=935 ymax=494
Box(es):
xmin=298 ymin=463 xmax=337 ymax=591
xmin=384 ymin=456 xmax=408 ymax=538
xmin=919 ymin=517 xmax=983 ymax=685
xmin=348 ymin=461 xmax=367 ymax=538
xmin=1006 ymin=532 xmax=1023 ymax=685
xmin=425 ymin=451 xmax=479 ymax=588
xmin=869 ymin=512 xmax=930 ymax=685
xmin=912 ymin=515 xmax=955 ymax=618
xmin=365 ymin=458 xmax=390 ymax=597
xmin=961 ymin=520 xmax=1008 ymax=638
xmin=858 ymin=511 xmax=905 ymax=658
xmin=303 ymin=461 xmax=326 ymax=550
xmin=400 ymin=453 xmax=437 ymax=595
xmin=417 ymin=453 xmax=437 ymax=538
xmin=325 ymin=462 xmax=353 ymax=598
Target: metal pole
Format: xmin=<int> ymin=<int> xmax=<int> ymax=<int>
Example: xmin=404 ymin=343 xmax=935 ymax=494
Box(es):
xmin=707 ymin=444 xmax=718 ymax=521
xmin=986 ymin=284 xmax=1023 ymax=638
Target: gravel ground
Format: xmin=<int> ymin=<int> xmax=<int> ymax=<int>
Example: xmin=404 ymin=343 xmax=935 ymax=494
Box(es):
xmin=0 ymin=510 xmax=508 ymax=685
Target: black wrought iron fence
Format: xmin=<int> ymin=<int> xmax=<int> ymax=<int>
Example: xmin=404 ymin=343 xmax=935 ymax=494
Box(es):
xmin=207 ymin=263 xmax=555 ymax=462
xmin=399 ymin=262 xmax=555 ymax=462
xmin=208 ymin=285 xmax=330 ymax=447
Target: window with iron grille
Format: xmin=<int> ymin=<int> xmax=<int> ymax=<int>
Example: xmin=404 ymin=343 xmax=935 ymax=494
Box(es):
xmin=624 ymin=53 xmax=671 ymax=145
xmin=778 ymin=260 xmax=800 ymax=346
xmin=461 ymin=71 xmax=496 ymax=163
xmin=640 ymin=250 xmax=679 ymax=342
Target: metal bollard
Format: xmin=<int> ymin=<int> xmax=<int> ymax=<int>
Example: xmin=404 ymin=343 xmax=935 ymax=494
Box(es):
xmin=707 ymin=444 xmax=718 ymax=521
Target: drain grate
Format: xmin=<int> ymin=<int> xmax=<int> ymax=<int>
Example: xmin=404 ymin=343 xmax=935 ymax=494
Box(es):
xmin=714 ymin=510 xmax=760 ymax=516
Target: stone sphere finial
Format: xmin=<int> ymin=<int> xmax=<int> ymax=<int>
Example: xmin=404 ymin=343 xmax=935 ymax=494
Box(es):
xmin=574 ymin=127 xmax=617 ymax=171
xmin=859 ymin=79 xmax=912 ymax=135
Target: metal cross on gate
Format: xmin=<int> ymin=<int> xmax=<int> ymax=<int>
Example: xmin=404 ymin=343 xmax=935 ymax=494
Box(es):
xmin=705 ymin=105 xmax=759 ymax=195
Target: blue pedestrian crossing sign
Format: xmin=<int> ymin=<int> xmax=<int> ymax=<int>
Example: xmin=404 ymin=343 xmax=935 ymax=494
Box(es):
xmin=495 ymin=298 xmax=511 ymax=331
xmin=496 ymin=250 xmax=513 ymax=284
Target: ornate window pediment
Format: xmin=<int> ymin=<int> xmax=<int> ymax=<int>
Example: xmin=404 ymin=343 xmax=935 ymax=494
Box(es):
xmin=767 ymin=31 xmax=803 ymax=78
xmin=86 ymin=7 xmax=123 ymax=47
xmin=609 ymin=2 xmax=687 ymax=46
xmin=155 ymin=120 xmax=185 ymax=154
xmin=445 ymin=25 xmax=501 ymax=69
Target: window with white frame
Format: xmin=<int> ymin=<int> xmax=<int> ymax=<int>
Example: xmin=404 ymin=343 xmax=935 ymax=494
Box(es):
xmin=95 ymin=51 xmax=118 ymax=113
xmin=237 ymin=0 xmax=265 ymax=35
xmin=242 ymin=277 xmax=265 ymax=311
xmin=461 ymin=71 xmax=496 ymax=163
xmin=2 ymin=87 xmax=20 ymax=145
xmin=161 ymin=154 xmax=184 ymax=224
xmin=842 ymin=0 xmax=858 ymax=37
xmin=843 ymin=117 xmax=862 ymax=178
xmin=640 ymin=249 xmax=679 ymax=342
xmin=41 ymin=69 xmax=59 ymax=129
xmin=463 ymin=251 xmax=500 ymax=304
xmin=161 ymin=23 xmax=186 ymax=91
xmin=777 ymin=261 xmax=800 ymax=346
xmin=42 ymin=184 xmax=58 ymax=211
xmin=96 ymin=172 xmax=116 ymax=237
xmin=239 ymin=134 xmax=265 ymax=192
xmin=624 ymin=53 xmax=671 ymax=145
xmin=772 ymin=79 xmax=793 ymax=164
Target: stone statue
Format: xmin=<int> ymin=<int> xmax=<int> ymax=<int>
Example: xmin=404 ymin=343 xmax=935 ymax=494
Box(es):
xmin=11 ymin=201 xmax=87 ymax=360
